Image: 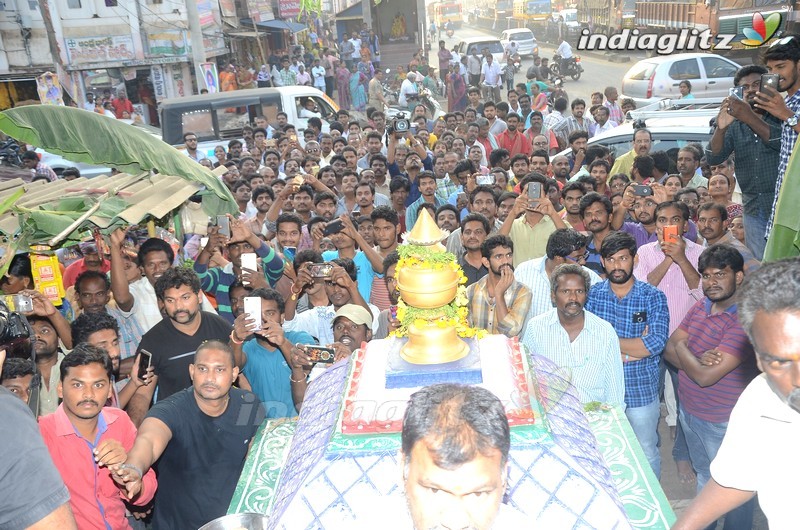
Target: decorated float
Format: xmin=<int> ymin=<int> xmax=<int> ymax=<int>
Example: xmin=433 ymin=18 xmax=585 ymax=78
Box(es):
xmin=227 ymin=210 xmax=676 ymax=529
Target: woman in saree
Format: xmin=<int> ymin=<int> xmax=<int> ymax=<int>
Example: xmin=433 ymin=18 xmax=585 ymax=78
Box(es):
xmin=446 ymin=64 xmax=467 ymax=112
xmin=357 ymin=54 xmax=374 ymax=94
xmin=336 ymin=63 xmax=351 ymax=110
xmin=349 ymin=64 xmax=367 ymax=112
xmin=237 ymin=66 xmax=255 ymax=90
xmin=530 ymin=82 xmax=548 ymax=115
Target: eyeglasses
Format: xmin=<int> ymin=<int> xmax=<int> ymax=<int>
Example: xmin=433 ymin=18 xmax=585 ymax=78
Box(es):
xmin=770 ymin=35 xmax=796 ymax=48
xmin=565 ymin=251 xmax=590 ymax=263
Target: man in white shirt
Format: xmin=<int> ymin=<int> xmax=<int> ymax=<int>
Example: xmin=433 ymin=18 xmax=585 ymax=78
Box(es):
xmin=673 ymin=258 xmax=800 ymax=530
xmin=592 ymin=106 xmax=618 ymax=136
xmin=311 ymin=58 xmax=326 ymax=91
xmin=399 ymin=72 xmax=419 ymax=110
xmin=480 ymin=54 xmax=502 ymax=105
xmin=349 ymin=32 xmax=362 ymax=63
xmin=556 ymin=36 xmax=574 ymax=75
xmin=522 ymin=263 xmax=625 ymax=407
xmin=83 ymin=93 xmax=96 ymax=111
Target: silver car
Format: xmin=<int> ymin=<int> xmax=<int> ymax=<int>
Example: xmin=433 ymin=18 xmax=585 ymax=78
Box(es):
xmin=621 ymin=53 xmax=740 ymax=106
xmin=500 ymin=28 xmax=539 ymax=57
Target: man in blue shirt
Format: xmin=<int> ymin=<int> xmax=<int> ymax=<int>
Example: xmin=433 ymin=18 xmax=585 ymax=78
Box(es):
xmin=586 ymin=231 xmax=670 ymax=478
xmin=232 ymin=288 xmax=315 ymax=419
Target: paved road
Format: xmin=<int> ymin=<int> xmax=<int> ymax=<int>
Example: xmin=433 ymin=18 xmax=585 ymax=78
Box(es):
xmin=444 ymin=25 xmax=635 ymax=105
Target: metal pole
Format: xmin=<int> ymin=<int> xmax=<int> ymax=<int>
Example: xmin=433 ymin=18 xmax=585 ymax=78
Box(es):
xmin=185 ymin=0 xmax=207 ymax=94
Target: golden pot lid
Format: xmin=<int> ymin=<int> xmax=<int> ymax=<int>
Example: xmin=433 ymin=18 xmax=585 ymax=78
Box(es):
xmin=402 ymin=208 xmax=450 ymax=246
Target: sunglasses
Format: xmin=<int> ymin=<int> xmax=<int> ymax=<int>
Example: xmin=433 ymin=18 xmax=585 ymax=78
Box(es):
xmin=770 ymin=35 xmax=796 ymax=48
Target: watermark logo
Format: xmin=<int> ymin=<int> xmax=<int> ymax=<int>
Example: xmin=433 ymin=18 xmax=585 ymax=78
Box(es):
xmin=577 ymin=12 xmax=783 ymax=55
xmin=741 ymin=12 xmax=782 ymax=46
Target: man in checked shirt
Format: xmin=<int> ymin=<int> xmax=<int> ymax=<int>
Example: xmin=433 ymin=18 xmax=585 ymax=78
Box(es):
xmin=586 ymin=231 xmax=670 ymax=478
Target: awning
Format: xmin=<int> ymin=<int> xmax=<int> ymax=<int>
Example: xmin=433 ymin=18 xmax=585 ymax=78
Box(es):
xmin=227 ymin=30 xmax=267 ymax=38
xmin=256 ymin=19 xmax=307 ymax=34
xmin=336 ymin=2 xmax=363 ymax=20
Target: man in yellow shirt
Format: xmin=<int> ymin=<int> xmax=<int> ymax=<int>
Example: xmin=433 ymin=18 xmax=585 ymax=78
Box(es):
xmin=610 ymin=128 xmax=653 ymax=179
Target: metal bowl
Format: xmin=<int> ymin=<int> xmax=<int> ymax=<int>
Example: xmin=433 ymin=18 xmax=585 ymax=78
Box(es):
xmin=198 ymin=513 xmax=270 ymax=530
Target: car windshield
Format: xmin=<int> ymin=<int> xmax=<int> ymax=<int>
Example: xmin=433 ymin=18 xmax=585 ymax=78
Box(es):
xmin=625 ymin=62 xmax=658 ymax=81
xmin=472 ymin=42 xmax=504 ymax=54
xmin=510 ymin=32 xmax=533 ymax=41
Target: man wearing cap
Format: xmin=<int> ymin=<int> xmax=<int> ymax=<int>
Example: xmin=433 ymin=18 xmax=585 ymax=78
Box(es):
xmin=289 ymin=303 xmax=374 ymax=408
xmin=62 ymin=242 xmax=110 ymax=290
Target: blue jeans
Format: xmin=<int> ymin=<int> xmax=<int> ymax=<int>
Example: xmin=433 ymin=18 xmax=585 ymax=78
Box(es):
xmin=667 ymin=363 xmax=690 ymax=462
xmin=679 ymin=405 xmax=755 ymax=529
xmin=626 ymin=398 xmax=661 ymax=479
xmin=743 ymin=211 xmax=768 ymax=261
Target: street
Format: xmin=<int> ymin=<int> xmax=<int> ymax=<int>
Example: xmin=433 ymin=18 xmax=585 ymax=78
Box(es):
xmin=443 ymin=25 xmax=635 ymax=105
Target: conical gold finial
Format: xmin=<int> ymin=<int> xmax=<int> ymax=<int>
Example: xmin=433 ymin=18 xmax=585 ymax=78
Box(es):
xmin=403 ymin=207 xmax=450 ymax=246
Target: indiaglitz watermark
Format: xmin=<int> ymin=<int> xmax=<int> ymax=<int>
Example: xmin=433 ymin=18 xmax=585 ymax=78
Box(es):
xmin=577 ymin=28 xmax=737 ymax=55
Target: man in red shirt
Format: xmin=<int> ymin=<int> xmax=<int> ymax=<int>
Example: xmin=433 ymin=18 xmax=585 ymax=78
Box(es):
xmin=495 ymin=113 xmax=532 ymax=158
xmin=112 ymin=91 xmax=134 ymax=119
xmin=39 ymin=344 xmax=157 ymax=529
xmin=62 ymin=242 xmax=111 ymax=290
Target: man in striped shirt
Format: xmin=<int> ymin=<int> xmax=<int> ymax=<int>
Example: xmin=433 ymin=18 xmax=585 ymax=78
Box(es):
xmin=664 ymin=244 xmax=757 ymax=528
xmin=523 ymin=263 xmax=624 ymax=407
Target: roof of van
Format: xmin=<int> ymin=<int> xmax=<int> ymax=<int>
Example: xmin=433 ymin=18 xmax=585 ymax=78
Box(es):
xmin=458 ymin=36 xmax=502 ymax=44
xmin=159 ymin=86 xmax=325 ymax=108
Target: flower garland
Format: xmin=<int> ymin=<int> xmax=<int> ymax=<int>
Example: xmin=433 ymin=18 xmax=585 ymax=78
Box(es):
xmin=391 ymin=244 xmax=487 ymax=340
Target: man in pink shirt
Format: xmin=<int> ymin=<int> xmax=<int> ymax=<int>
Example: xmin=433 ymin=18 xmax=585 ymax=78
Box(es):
xmin=39 ymin=344 xmax=157 ymax=529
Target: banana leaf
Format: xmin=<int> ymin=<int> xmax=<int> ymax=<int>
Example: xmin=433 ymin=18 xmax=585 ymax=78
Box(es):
xmin=0 ymin=106 xmax=237 ymax=215
xmin=764 ymin=141 xmax=800 ymax=262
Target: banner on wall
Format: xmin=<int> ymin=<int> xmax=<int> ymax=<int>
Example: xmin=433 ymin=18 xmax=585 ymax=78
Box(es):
xmin=279 ymin=0 xmax=301 ymax=19
xmin=148 ymin=31 xmax=187 ymax=56
xmin=151 ymin=65 xmax=167 ymax=101
xmin=36 ymin=72 xmax=64 ymax=106
xmin=65 ymin=35 xmax=136 ymax=66
xmin=199 ymin=63 xmax=219 ymax=93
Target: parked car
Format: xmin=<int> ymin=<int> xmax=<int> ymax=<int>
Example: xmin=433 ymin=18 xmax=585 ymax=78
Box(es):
xmin=621 ymin=53 xmax=740 ymax=106
xmin=159 ymin=87 xmax=339 ymax=159
xmin=454 ymin=37 xmax=506 ymax=69
xmin=500 ymin=28 xmax=539 ymax=57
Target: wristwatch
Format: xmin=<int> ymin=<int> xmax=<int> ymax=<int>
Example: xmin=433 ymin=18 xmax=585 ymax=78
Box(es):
xmin=786 ymin=112 xmax=800 ymax=127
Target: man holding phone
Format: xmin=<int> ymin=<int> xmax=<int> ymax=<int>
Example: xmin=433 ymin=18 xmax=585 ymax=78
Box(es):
xmin=499 ymin=174 xmax=569 ymax=267
xmin=753 ymin=35 xmax=800 ymax=243
xmin=707 ymin=64 xmax=781 ymax=261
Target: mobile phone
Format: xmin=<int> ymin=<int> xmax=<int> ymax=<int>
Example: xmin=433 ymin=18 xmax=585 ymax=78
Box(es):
xmin=243 ymin=296 xmax=262 ymax=330
xmin=137 ymin=350 xmax=153 ymax=381
xmin=527 ymin=181 xmax=542 ymax=199
xmin=761 ymin=74 xmax=780 ymax=93
xmin=241 ymin=252 xmax=257 ymax=272
xmin=632 ymin=311 xmax=647 ymax=323
xmin=283 ymin=247 xmax=296 ymax=262
xmin=303 ymin=344 xmax=336 ymax=364
xmin=633 ymin=185 xmax=653 ymax=197
xmin=663 ymin=224 xmax=679 ymax=244
xmin=216 ymin=215 xmax=230 ymax=237
xmin=200 ymin=236 xmax=209 ymax=248
xmin=289 ymin=133 xmax=297 ymax=142
xmin=310 ymin=262 xmax=334 ymax=278
xmin=2 ymin=294 xmax=32 ymax=313
xmin=322 ymin=219 xmax=344 ymax=236
xmin=476 ymin=175 xmax=495 ymax=186
xmin=729 ymin=86 xmax=744 ymax=100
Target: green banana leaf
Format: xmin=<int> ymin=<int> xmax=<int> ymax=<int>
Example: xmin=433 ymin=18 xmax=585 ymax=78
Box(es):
xmin=764 ymin=139 xmax=800 ymax=262
xmin=0 ymin=105 xmax=237 ymax=215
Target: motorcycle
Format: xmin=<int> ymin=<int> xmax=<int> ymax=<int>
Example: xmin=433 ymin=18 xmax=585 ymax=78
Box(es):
xmin=0 ymin=138 xmax=21 ymax=168
xmin=550 ymin=54 xmax=584 ymax=81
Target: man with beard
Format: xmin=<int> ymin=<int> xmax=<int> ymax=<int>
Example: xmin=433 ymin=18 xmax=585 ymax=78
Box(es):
xmin=551 ymin=155 xmax=571 ymax=186
xmin=523 ymin=264 xmax=624 ymax=407
xmin=284 ymin=259 xmax=379 ymax=345
xmin=476 ymin=117 xmax=499 ymax=160
xmin=613 ymin=183 xmax=699 ymax=248
xmin=610 ymin=128 xmax=653 ymax=177
xmin=247 ymin=186 xmax=274 ymax=237
xmin=523 ymin=112 xmax=558 ymax=155
xmin=529 ymin=150 xmax=550 ymax=177
xmin=390 ymin=177 xmax=410 ymax=235
xmin=560 ymin=182 xmax=587 ymax=232
xmin=297 ymin=192 xmax=338 ymax=252
xmin=496 ymin=113 xmax=532 ymax=158
xmin=673 ymin=257 xmax=800 ymax=529
xmin=696 ymin=203 xmax=760 ymax=273
xmin=406 ymin=172 xmax=447 ymax=229
xmin=62 ymin=242 xmax=110 ymax=290
xmin=458 ymin=213 xmax=491 ymax=287
xmin=39 ymin=344 xmax=157 ymax=529
xmin=593 ymin=106 xmax=617 ymax=136
xmin=514 ymin=229 xmax=601 ymax=338
xmin=553 ymin=99 xmax=593 ymax=146
xmin=676 ymin=146 xmax=707 ymax=188
xmin=586 ymin=231 xmax=669 ymax=478
xmin=466 ymin=235 xmax=531 ymax=337
xmin=113 ymin=341 xmax=264 ymax=530
xmin=706 ymin=65 xmax=780 ymax=260
xmin=195 ymin=217 xmax=284 ymax=324
xmin=664 ymin=245 xmax=757 ymax=529
xmin=136 ymin=267 xmax=233 ymax=403
xmin=436 ymin=204 xmax=460 ymax=233
xmin=446 ymin=186 xmax=502 ymax=257
xmin=358 ymin=132 xmax=386 ymax=170
xmin=580 ymin=193 xmax=615 ymax=277
xmin=369 ymin=154 xmax=391 ymax=197
xmin=232 ymin=180 xmax=256 ymax=218
xmin=320 ymin=134 xmax=335 ymax=165
xmin=353 ymin=182 xmax=379 ymax=217
xmin=231 ymin=288 xmax=315 ymax=418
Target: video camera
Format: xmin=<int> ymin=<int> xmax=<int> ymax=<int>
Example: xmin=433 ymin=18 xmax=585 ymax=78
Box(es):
xmin=387 ymin=112 xmax=411 ymax=135
xmin=0 ymin=298 xmax=37 ymax=413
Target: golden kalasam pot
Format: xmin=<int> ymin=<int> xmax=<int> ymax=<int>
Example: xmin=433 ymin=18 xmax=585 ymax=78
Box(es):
xmin=396 ymin=266 xmax=459 ymax=309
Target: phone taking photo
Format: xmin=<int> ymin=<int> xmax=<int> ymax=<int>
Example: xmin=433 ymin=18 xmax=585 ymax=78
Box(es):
xmin=729 ymin=86 xmax=744 ymax=100
xmin=137 ymin=350 xmax=153 ymax=381
xmin=527 ymin=181 xmax=542 ymax=199
xmin=216 ymin=215 xmax=230 ymax=237
xmin=761 ymin=73 xmax=780 ymax=93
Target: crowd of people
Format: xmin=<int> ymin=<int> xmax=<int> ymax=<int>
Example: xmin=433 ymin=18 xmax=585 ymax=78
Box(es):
xmin=2 ymin=29 xmax=800 ymax=530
